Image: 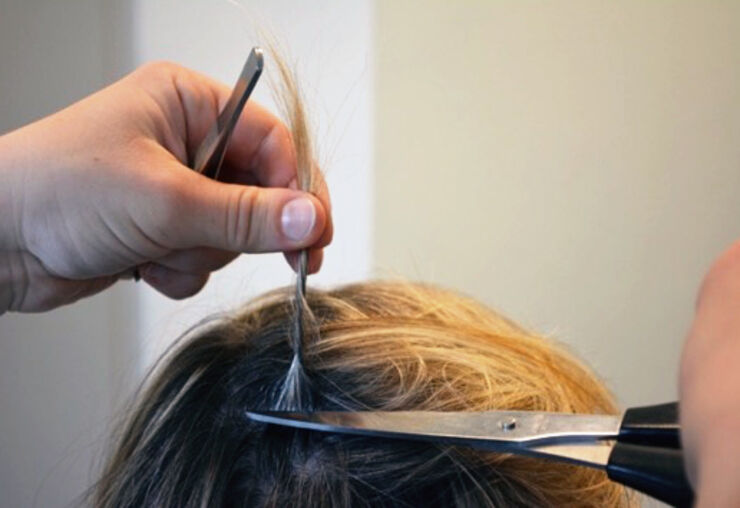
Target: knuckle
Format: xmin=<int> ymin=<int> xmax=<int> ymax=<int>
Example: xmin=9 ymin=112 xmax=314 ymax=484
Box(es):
xmin=172 ymin=274 xmax=209 ymax=299
xmin=156 ymin=177 xmax=188 ymax=219
xmin=276 ymin=122 xmax=293 ymax=146
xmin=146 ymin=173 xmax=190 ymax=244
xmin=226 ymin=188 xmax=259 ymax=251
xmin=261 ymin=122 xmax=294 ymax=166
xmin=136 ymin=60 xmax=181 ymax=79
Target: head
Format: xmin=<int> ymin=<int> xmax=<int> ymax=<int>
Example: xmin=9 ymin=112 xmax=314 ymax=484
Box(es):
xmin=93 ymin=281 xmax=629 ymax=507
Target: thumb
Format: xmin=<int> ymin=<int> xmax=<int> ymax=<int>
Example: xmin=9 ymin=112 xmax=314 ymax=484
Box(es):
xmin=165 ymin=172 xmax=327 ymax=253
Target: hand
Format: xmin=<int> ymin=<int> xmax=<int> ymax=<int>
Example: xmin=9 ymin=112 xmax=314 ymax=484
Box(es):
xmin=680 ymin=240 xmax=740 ymax=507
xmin=0 ymin=61 xmax=332 ymax=313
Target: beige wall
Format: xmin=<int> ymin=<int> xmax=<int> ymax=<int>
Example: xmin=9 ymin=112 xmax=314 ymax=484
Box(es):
xmin=374 ymin=1 xmax=740 ymax=406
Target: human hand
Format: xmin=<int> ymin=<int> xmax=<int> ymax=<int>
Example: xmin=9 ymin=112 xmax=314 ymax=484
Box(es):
xmin=0 ymin=61 xmax=332 ymax=313
xmin=680 ymin=240 xmax=740 ymax=507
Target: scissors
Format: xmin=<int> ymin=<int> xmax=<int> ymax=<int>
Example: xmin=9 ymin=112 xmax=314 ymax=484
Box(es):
xmin=131 ymin=47 xmax=263 ymax=281
xmin=247 ymin=401 xmax=693 ymax=507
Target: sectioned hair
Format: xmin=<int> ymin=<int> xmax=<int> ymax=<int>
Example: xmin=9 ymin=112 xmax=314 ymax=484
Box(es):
xmin=269 ymin=43 xmax=320 ymax=412
xmin=91 ymin=282 xmax=630 ymax=507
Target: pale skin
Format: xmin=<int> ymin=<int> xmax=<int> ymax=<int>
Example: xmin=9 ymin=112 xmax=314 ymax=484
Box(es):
xmin=0 ymin=61 xmax=332 ymax=313
xmin=680 ymin=240 xmax=740 ymax=507
xmin=0 ymin=61 xmax=736 ymax=505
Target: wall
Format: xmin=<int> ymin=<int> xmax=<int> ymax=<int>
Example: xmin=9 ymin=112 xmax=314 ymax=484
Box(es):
xmin=374 ymin=0 xmax=740 ymax=406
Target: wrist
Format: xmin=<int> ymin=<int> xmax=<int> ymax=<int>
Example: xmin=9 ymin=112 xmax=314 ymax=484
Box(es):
xmin=0 ymin=254 xmax=12 ymax=315
xmin=0 ymin=131 xmax=24 ymax=251
xmin=0 ymin=132 xmax=25 ymax=315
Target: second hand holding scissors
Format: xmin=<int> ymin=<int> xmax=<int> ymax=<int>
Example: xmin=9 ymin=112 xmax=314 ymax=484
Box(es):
xmin=247 ymin=401 xmax=693 ymax=507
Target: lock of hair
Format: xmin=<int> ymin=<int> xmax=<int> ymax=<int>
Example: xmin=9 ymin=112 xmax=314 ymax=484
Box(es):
xmin=269 ymin=45 xmax=319 ymax=412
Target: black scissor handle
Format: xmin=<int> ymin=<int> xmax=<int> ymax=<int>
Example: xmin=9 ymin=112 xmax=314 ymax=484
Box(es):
xmin=607 ymin=443 xmax=693 ymax=507
xmin=620 ymin=401 xmax=681 ymax=448
xmin=607 ymin=402 xmax=693 ymax=507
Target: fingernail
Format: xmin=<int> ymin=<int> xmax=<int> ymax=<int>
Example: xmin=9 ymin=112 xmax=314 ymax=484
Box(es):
xmin=281 ymin=197 xmax=316 ymax=242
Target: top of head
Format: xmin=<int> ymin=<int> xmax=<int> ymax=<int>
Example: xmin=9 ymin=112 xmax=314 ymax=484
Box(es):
xmin=93 ymin=281 xmax=630 ymax=507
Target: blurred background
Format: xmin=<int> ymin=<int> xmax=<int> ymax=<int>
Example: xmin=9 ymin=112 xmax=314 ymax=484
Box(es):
xmin=1 ymin=1 xmax=739 ymax=506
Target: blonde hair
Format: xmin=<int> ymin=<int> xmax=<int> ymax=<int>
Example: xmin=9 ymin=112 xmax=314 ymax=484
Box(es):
xmin=269 ymin=42 xmax=321 ymax=411
xmin=93 ymin=281 xmax=630 ymax=507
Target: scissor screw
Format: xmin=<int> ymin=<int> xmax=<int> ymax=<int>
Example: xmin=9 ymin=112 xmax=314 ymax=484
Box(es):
xmin=499 ymin=417 xmax=517 ymax=432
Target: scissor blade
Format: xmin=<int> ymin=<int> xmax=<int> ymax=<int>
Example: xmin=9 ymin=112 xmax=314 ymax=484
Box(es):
xmin=246 ymin=410 xmax=622 ymax=452
xmin=192 ymin=46 xmax=264 ymax=179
